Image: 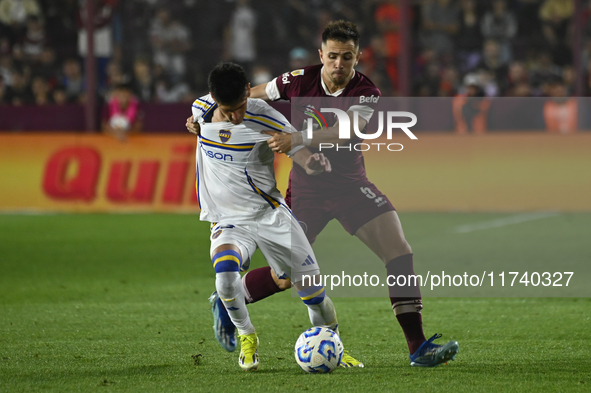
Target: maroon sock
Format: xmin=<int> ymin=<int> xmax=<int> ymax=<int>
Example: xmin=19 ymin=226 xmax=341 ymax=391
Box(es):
xmin=386 ymin=254 xmax=426 ymax=354
xmin=242 ymin=266 xmax=283 ymax=304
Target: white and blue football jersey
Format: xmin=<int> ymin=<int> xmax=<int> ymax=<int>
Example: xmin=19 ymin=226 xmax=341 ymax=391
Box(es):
xmin=192 ymin=94 xmax=302 ymax=223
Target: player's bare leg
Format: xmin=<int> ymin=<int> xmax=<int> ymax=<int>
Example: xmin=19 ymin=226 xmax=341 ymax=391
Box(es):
xmin=211 ymin=244 xmax=259 ymax=371
xmin=354 ymin=210 xmax=458 ymax=367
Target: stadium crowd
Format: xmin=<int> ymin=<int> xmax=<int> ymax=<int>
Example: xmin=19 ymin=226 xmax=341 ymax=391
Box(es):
xmin=0 ymin=0 xmax=589 ymax=108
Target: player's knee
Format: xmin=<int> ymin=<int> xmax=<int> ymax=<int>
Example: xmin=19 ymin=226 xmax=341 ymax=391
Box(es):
xmin=215 ymin=271 xmax=240 ymax=296
xmin=276 ymin=278 xmax=291 ymax=291
xmin=271 ymin=270 xmax=291 ymax=291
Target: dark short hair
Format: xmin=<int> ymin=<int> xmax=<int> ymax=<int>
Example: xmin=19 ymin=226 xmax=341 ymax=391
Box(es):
xmin=208 ymin=62 xmax=248 ymax=105
xmin=322 ymin=20 xmax=360 ymax=48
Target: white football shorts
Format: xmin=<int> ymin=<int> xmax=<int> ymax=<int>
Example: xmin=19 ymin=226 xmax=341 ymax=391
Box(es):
xmin=209 ymin=205 xmax=321 ymax=283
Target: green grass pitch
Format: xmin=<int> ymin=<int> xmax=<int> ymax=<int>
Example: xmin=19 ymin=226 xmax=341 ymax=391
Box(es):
xmin=0 ymin=213 xmax=589 ymax=392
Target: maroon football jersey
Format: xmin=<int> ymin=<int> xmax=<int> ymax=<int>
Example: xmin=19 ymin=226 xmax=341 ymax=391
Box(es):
xmin=271 ymin=64 xmax=381 ymax=196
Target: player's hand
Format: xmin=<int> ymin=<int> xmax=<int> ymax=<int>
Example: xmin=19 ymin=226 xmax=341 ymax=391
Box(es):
xmin=304 ymin=153 xmax=331 ymax=175
xmin=263 ymin=130 xmax=292 ymax=154
xmin=186 ymin=116 xmax=201 ymax=135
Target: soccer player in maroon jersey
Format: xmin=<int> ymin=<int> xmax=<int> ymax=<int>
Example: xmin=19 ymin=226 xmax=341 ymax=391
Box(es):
xmin=188 ymin=20 xmax=459 ymax=367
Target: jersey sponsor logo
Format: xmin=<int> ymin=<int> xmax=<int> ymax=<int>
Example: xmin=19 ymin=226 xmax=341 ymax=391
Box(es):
xmin=212 ymin=229 xmax=223 ymax=239
xmin=219 ymin=129 xmax=232 ymax=143
xmin=200 ymin=143 xmax=234 ymax=161
xmin=291 ymin=69 xmax=304 ymax=76
xmin=281 ymin=72 xmax=291 ymax=84
xmin=360 ymin=95 xmax=379 ymax=104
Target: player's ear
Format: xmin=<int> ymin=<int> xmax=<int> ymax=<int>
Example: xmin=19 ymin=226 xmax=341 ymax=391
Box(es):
xmin=210 ymin=92 xmax=218 ymax=104
xmin=245 ymin=83 xmax=251 ymax=98
xmin=318 ymin=48 xmax=324 ymax=64
xmin=355 ymin=50 xmax=361 ymax=66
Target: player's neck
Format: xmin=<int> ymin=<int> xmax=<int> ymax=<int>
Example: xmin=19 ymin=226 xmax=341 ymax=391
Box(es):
xmin=321 ymin=67 xmax=353 ymax=93
xmin=212 ymin=108 xmax=224 ymax=123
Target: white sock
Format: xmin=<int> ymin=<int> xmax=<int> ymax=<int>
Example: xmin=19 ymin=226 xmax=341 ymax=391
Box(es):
xmin=306 ymin=295 xmax=339 ymax=335
xmin=216 ymin=272 xmax=255 ymax=335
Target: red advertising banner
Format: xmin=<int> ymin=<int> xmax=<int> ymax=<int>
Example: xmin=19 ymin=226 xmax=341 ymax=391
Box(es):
xmin=0 ymin=134 xmax=291 ymax=213
xmin=0 ymin=133 xmax=589 ymax=212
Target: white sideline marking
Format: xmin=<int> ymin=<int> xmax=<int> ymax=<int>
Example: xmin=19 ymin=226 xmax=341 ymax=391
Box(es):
xmin=454 ymin=212 xmax=560 ymax=233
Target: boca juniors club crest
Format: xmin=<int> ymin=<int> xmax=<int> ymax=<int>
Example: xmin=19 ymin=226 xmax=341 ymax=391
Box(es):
xmin=219 ymin=130 xmax=232 ymax=143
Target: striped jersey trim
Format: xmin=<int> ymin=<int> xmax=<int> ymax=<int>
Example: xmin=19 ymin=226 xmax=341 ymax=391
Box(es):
xmin=245 ymin=110 xmax=286 ymax=127
xmin=244 ymin=169 xmax=281 ymax=209
xmin=244 ymin=113 xmax=284 ymax=132
xmin=200 ymin=137 xmax=255 ymax=151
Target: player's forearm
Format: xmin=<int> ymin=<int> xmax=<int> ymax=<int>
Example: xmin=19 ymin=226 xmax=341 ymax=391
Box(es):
xmin=250 ymin=83 xmax=269 ymax=101
xmin=304 ymin=126 xmax=343 ymax=147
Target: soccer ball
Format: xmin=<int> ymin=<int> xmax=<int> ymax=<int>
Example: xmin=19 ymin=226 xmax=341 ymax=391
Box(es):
xmin=294 ymin=327 xmax=344 ymax=373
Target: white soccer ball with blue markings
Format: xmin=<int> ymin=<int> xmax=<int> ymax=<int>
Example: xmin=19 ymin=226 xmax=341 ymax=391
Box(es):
xmin=294 ymin=327 xmax=344 ymax=373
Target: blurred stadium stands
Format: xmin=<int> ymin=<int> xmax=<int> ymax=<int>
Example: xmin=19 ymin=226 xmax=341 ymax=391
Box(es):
xmin=0 ymin=0 xmax=589 ymax=131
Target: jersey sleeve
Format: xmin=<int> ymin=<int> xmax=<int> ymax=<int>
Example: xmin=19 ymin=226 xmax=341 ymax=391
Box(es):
xmin=249 ymin=99 xmax=304 ymax=156
xmin=191 ymin=94 xmax=216 ymax=125
xmin=265 ymin=69 xmax=305 ymax=101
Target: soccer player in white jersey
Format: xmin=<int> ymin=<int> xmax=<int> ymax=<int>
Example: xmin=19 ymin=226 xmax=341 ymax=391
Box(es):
xmin=195 ymin=62 xmax=361 ymax=371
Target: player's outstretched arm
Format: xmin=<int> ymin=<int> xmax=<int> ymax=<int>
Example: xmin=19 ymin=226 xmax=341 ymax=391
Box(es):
xmin=290 ymin=148 xmax=331 ymax=176
xmin=186 ymin=116 xmax=201 ymax=135
xmin=250 ymin=83 xmax=270 ymax=101
xmin=263 ymin=112 xmax=368 ymax=154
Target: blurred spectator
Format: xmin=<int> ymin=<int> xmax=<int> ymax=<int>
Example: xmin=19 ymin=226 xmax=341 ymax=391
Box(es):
xmin=562 ymin=65 xmax=575 ymax=95
xmin=150 ymin=8 xmax=190 ymax=83
xmin=0 ymin=0 xmax=41 ymax=37
xmin=103 ymin=60 xmax=127 ymax=94
xmin=439 ymin=66 xmax=459 ymax=96
xmin=0 ymin=73 xmax=6 ymax=103
xmin=17 ymin=14 xmax=47 ymax=63
xmin=480 ymin=0 xmax=517 ymax=63
xmin=61 ymin=57 xmax=84 ymax=102
xmin=4 ymin=67 xmax=32 ymax=105
xmin=473 ymin=40 xmax=508 ymax=95
xmin=101 ymin=82 xmax=141 ymax=141
xmin=78 ymin=0 xmax=121 ymax=89
xmin=51 ymin=84 xmax=68 ymax=104
xmin=374 ymin=0 xmax=405 ymax=93
xmin=414 ymin=60 xmax=441 ymax=96
xmin=420 ymin=0 xmax=459 ymax=59
xmin=130 ymin=57 xmax=154 ymax=102
xmin=154 ymin=76 xmax=192 ymax=103
xmin=504 ymin=61 xmax=529 ymax=96
xmin=30 ymin=74 xmax=49 ymax=104
xmin=453 ymin=73 xmax=490 ymax=133
xmin=543 ymin=76 xmax=577 ymax=133
xmin=456 ymin=0 xmax=483 ymax=72
xmin=539 ymin=0 xmax=574 ymax=66
xmin=30 ymin=47 xmax=59 ymax=86
xmin=224 ymin=0 xmax=256 ymax=76
xmin=529 ymin=51 xmax=562 ymax=94
xmin=359 ymin=35 xmax=394 ymax=95
xmin=0 ymin=52 xmax=12 ymax=83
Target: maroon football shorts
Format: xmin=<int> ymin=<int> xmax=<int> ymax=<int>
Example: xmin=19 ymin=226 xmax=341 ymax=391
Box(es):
xmin=289 ymin=183 xmax=396 ymax=244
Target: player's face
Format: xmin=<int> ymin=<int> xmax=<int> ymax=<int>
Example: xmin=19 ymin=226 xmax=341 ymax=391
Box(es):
xmin=214 ymin=84 xmax=251 ymax=125
xmin=319 ymin=39 xmax=361 ymax=87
